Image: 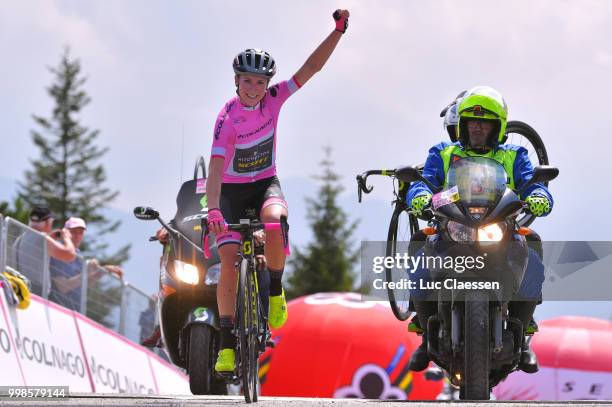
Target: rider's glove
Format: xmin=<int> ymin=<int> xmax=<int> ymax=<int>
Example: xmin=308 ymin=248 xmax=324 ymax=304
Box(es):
xmin=333 ymin=10 xmax=349 ymax=34
xmin=411 ymin=193 xmax=432 ymax=216
xmin=207 ymin=208 xmax=226 ymax=232
xmin=525 ymin=194 xmax=551 ymax=217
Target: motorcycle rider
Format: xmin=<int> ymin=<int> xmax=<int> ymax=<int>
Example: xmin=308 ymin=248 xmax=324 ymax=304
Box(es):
xmin=405 ymin=86 xmax=553 ymax=374
xmin=206 ymin=10 xmax=351 ymax=373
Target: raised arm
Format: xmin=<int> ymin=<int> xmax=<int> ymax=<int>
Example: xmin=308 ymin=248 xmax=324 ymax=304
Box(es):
xmin=47 ymin=229 xmax=76 ymax=262
xmin=293 ymin=9 xmax=350 ymax=87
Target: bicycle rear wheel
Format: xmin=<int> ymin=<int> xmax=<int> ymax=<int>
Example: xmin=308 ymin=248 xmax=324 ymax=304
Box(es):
xmin=505 ymin=120 xmax=548 ymax=168
xmin=504 ymin=121 xmax=549 ymax=227
xmin=237 ymin=258 xmax=259 ymax=403
xmin=385 ymin=203 xmax=420 ymax=321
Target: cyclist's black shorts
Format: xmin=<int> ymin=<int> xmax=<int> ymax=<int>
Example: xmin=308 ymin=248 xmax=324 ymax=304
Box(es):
xmin=217 ymin=176 xmax=287 ymax=247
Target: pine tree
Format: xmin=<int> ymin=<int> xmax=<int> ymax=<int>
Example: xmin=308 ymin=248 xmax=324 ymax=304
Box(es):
xmin=18 ymin=48 xmax=129 ymax=264
xmin=0 ymin=196 xmax=30 ymax=224
xmin=286 ymin=146 xmax=359 ymax=299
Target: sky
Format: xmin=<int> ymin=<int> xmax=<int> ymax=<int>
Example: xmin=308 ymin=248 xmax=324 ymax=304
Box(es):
xmin=1 ymin=0 xmax=611 ymax=318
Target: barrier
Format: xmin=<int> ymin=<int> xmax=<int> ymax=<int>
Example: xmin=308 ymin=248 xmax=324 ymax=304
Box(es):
xmin=85 ymin=269 xmax=123 ymax=332
xmin=0 ymin=215 xmax=189 ymax=394
xmin=0 ymin=216 xmax=158 ymax=344
xmin=0 ymin=284 xmax=189 ymax=394
xmin=121 ymin=284 xmax=156 ymax=345
xmin=5 ymin=218 xmax=49 ymax=297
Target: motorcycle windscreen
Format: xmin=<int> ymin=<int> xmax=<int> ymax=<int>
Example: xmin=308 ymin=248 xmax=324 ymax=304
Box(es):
xmin=446 ymin=156 xmax=507 ymax=209
xmin=173 ymin=178 xmax=209 ymax=244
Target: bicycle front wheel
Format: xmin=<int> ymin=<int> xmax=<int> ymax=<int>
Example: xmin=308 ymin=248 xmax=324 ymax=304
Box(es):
xmin=385 ymin=203 xmax=418 ymax=321
xmin=237 ymin=258 xmax=259 ymax=403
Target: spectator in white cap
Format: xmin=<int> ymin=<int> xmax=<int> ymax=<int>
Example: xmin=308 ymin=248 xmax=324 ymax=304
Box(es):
xmin=29 ymin=206 xmax=77 ymax=262
xmin=49 ymin=216 xmax=123 ymax=311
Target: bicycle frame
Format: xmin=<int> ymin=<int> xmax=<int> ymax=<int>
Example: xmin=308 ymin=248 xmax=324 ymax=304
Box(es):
xmin=201 ymin=216 xmax=289 ymax=403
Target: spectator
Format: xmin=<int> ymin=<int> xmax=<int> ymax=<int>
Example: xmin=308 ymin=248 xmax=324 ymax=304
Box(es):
xmin=140 ymin=294 xmax=161 ymax=348
xmin=11 ymin=205 xmax=76 ymax=295
xmin=29 ymin=206 xmax=77 ymax=261
xmin=49 ymin=217 xmax=123 ymax=311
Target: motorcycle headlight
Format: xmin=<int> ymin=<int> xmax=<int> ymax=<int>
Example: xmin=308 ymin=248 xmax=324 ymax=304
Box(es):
xmin=173 ymin=260 xmax=199 ymax=285
xmin=477 ymin=222 xmax=506 ymax=242
xmin=447 ymin=221 xmax=476 ymax=242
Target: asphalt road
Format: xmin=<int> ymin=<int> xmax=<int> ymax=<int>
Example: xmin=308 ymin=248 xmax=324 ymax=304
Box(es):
xmin=1 ymin=395 xmax=612 ymax=407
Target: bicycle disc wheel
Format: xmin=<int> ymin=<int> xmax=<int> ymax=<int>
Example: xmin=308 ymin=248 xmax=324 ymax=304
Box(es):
xmin=504 ymin=120 xmax=549 ymax=227
xmin=238 ymin=259 xmax=259 ymax=403
xmin=385 ymin=203 xmax=416 ymax=321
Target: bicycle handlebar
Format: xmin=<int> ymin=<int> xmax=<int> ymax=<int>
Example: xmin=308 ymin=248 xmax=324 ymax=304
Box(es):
xmin=356 ymin=169 xmax=396 ymax=202
xmin=201 ymin=216 xmax=290 ymax=259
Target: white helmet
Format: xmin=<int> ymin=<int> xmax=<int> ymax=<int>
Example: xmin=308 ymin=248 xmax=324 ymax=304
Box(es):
xmin=232 ymin=48 xmax=276 ymax=78
xmin=440 ymin=90 xmax=467 ymax=142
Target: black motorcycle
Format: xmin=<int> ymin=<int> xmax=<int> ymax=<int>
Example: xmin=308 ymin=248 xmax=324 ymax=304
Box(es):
xmin=392 ymin=157 xmax=558 ymax=400
xmin=134 ymin=156 xmax=226 ymax=395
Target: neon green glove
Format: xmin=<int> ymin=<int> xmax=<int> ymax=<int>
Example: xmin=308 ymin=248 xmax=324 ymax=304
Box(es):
xmin=525 ymin=194 xmax=551 ymax=217
xmin=411 ymin=194 xmax=432 ymax=216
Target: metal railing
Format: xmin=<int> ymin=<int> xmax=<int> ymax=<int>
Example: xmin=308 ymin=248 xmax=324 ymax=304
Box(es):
xmin=0 ymin=215 xmax=156 ymax=343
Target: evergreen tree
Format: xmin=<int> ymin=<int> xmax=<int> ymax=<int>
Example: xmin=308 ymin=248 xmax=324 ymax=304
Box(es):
xmin=0 ymin=196 xmax=30 ymax=224
xmin=18 ymin=48 xmax=129 ymax=264
xmin=286 ymin=147 xmax=359 ymax=298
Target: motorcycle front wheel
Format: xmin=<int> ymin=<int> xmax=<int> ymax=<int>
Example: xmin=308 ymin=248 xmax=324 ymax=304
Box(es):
xmin=462 ymin=291 xmax=490 ymax=400
xmin=188 ymin=324 xmax=214 ymax=395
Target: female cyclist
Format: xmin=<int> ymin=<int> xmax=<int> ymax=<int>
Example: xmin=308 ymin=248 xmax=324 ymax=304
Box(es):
xmin=207 ymin=9 xmax=351 ymax=372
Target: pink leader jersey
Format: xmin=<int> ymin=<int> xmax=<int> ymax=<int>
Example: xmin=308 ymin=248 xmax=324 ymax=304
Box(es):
xmin=210 ymin=77 xmax=300 ymax=184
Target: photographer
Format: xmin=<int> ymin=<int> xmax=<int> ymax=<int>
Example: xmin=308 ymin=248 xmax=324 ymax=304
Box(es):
xmin=49 ymin=217 xmax=123 ymax=311
xmin=11 ymin=206 xmax=77 ymax=295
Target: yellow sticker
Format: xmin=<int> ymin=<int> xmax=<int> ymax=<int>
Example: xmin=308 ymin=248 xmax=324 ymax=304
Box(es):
xmin=432 ymin=185 xmax=461 ymax=210
xmin=243 ymin=241 xmax=252 ymax=255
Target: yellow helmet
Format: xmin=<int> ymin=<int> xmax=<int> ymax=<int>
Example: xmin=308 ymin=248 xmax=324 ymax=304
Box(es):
xmin=456 ymin=86 xmax=508 ymax=149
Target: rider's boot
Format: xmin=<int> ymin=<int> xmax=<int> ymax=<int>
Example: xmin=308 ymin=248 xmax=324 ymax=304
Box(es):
xmin=408 ymin=300 xmax=437 ymax=371
xmin=509 ymin=301 xmax=539 ymax=373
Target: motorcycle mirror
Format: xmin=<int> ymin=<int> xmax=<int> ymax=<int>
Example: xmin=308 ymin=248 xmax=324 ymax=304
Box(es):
xmin=395 ymin=166 xmax=442 ymax=193
xmin=394 ymin=166 xmax=422 ymax=184
xmin=531 ymin=165 xmax=559 ymax=184
xmin=517 ymin=166 xmax=559 ymax=196
xmin=133 ymin=206 xmax=159 ymax=221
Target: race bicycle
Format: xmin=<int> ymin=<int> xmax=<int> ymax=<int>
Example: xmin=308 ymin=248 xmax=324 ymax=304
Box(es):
xmin=202 ymin=215 xmax=289 ymax=403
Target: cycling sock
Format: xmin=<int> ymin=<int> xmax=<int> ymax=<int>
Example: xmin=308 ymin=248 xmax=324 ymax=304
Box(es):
xmin=269 ymin=268 xmax=284 ymax=296
xmin=219 ymin=315 xmax=235 ymax=349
